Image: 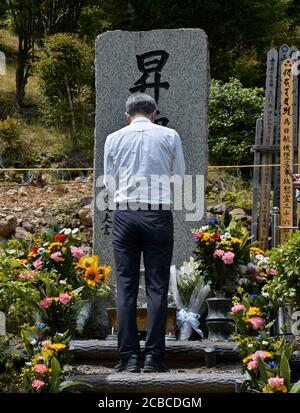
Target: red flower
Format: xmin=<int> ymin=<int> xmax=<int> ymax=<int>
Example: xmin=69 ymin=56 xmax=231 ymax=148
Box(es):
xmin=31 ymin=245 xmax=41 ymax=254
xmin=53 ymin=233 xmax=67 ymax=243
xmin=212 ymin=233 xmax=221 ymax=240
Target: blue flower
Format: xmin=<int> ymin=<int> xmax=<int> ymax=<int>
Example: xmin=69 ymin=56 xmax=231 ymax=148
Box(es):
xmin=251 ymin=294 xmax=257 ymax=300
xmin=208 ymin=217 xmax=219 ymax=227
xmin=36 ymin=345 xmax=42 ymax=352
xmin=36 ymin=322 xmax=46 ymax=330
xmin=268 ymin=361 xmax=277 ymax=369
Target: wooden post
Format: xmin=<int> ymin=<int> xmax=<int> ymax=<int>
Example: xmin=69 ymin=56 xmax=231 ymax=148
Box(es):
xmin=280 ymin=59 xmax=294 ymax=243
xmin=258 ymin=49 xmax=278 ymax=250
xmin=251 ymin=119 xmax=263 ymax=241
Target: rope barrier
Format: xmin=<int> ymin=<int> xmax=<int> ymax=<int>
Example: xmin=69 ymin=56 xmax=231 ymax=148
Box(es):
xmin=0 ymin=164 xmax=297 ymax=171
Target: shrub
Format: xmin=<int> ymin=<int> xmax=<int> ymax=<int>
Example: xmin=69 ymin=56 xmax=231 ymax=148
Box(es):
xmin=36 ymin=33 xmax=94 ymax=154
xmin=208 ymin=78 xmax=264 ymax=166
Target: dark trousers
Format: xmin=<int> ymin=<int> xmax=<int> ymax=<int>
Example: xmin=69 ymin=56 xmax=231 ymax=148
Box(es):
xmin=112 ymin=208 xmax=173 ymax=361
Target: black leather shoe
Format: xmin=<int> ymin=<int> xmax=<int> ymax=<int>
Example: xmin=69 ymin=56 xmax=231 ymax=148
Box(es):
xmin=114 ymin=355 xmax=141 ymax=373
xmin=143 ymin=355 xmax=169 ymax=373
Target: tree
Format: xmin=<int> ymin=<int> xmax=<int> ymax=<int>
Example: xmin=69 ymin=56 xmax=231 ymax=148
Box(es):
xmin=6 ymin=0 xmax=86 ymax=108
xmin=36 ymin=33 xmax=93 ymax=154
xmin=94 ymin=0 xmax=296 ymax=86
xmin=208 ymin=78 xmax=264 ymax=166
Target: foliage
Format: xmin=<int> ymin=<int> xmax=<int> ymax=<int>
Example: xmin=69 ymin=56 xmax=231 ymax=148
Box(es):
xmin=263 ymin=231 xmax=300 ymax=308
xmin=207 ymin=171 xmax=253 ymax=211
xmin=96 ymin=0 xmax=296 ymax=86
xmin=208 ymin=78 xmax=264 ymax=166
xmin=0 ymin=228 xmax=110 ymax=335
xmin=21 ymin=323 xmax=79 ymax=392
xmin=0 ymin=334 xmax=22 ymax=392
xmin=192 ymin=217 xmax=253 ymax=297
xmin=36 ymin=33 xmax=94 ymax=153
xmin=230 ymin=247 xmax=300 ymax=393
xmin=0 ymin=253 xmax=40 ymax=332
xmin=6 ymin=0 xmax=86 ymax=107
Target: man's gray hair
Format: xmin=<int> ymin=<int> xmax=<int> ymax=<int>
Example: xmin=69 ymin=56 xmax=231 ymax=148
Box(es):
xmin=126 ymin=93 xmax=157 ymax=116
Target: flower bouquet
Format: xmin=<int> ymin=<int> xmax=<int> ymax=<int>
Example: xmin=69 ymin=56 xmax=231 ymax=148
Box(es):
xmin=170 ymin=257 xmax=210 ymax=340
xmin=192 ymin=218 xmax=252 ymax=297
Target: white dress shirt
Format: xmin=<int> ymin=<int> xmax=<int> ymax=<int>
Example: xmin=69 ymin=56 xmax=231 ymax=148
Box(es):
xmin=103 ymin=116 xmax=185 ymax=206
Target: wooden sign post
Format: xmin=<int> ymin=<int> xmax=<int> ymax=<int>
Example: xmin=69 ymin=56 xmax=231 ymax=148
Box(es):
xmin=258 ymin=49 xmax=278 ymax=250
xmin=280 ymin=59 xmax=294 ymax=243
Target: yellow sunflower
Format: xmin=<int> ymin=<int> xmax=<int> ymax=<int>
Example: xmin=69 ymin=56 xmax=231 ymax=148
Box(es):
xmin=98 ymin=265 xmax=111 ymax=284
xmin=76 ymin=255 xmax=99 ymax=270
xmin=83 ymin=265 xmax=101 ymax=286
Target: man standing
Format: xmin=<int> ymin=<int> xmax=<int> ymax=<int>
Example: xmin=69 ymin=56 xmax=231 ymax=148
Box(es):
xmin=103 ymin=93 xmax=185 ymax=373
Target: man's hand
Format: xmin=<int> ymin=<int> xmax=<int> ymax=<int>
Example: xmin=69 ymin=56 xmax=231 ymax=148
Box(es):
xmin=293 ymin=174 xmax=300 ymax=188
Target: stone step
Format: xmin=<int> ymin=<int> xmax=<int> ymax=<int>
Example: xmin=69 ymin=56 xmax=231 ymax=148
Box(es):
xmin=69 ymin=339 xmax=240 ymax=367
xmin=65 ymin=365 xmax=243 ymax=393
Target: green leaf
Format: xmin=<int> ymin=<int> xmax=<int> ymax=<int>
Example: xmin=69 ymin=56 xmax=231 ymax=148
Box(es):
xmin=59 ymin=380 xmax=92 ymax=391
xmin=257 ymin=356 xmax=268 ymax=383
xmin=49 ymin=357 xmax=61 ymax=393
xmin=279 ymin=351 xmax=290 ymax=389
xmin=290 ymin=380 xmax=300 ymax=393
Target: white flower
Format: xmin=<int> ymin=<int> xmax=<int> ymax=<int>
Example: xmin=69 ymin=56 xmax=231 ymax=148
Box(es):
xmin=7 ymin=249 xmax=16 ymax=255
xmin=37 ymin=248 xmax=45 ymax=254
xmin=72 ymin=228 xmax=79 ymax=234
xmin=247 ymin=343 xmax=253 ymax=348
xmin=220 ymin=235 xmax=227 ymax=240
xmin=263 ymin=257 xmax=270 ymax=264
xmin=224 ymin=232 xmax=231 ymax=239
xmin=59 ymin=280 xmax=67 ymax=285
xmin=64 ymin=228 xmax=72 ymax=235
xmin=59 ymin=228 xmax=66 ymax=234
xmin=262 ymin=292 xmax=269 ymax=298
xmin=262 ymin=341 xmax=268 ymax=346
xmin=256 ymin=254 xmax=264 ymax=261
xmin=25 ymin=362 xmax=32 ymax=366
xmin=57 ymin=333 xmax=64 ymax=337
xmin=30 ymin=339 xmax=37 ymax=345
xmin=43 ymin=242 xmax=49 ymax=247
xmin=201 ymin=225 xmax=209 ymax=231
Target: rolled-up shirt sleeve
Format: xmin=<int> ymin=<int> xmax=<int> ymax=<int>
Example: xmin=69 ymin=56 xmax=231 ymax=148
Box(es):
xmin=171 ymin=132 xmax=185 ymax=178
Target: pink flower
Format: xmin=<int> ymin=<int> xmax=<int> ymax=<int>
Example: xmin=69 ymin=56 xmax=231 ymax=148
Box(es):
xmin=267 ymin=268 xmax=278 ymax=276
xmin=59 ymin=293 xmax=72 ymax=304
xmin=70 ymin=246 xmax=85 ymax=258
xmin=247 ymin=359 xmax=258 ymax=370
xmin=50 ymin=251 xmax=62 ymax=262
xmin=222 ymin=251 xmax=235 ymax=265
xmin=268 ymin=377 xmax=285 ymax=388
xmin=253 ymin=350 xmax=268 ymax=360
xmin=18 ymin=271 xmax=36 ymax=279
xmin=214 ymin=249 xmax=224 ymax=258
xmin=33 ymin=364 xmax=47 ymax=375
xmin=33 ymin=259 xmax=44 ymax=269
xmin=231 ymin=304 xmax=246 ymax=313
xmin=32 ymin=379 xmax=45 ymax=390
xmin=39 ymin=297 xmax=52 ymax=309
xmin=250 ymin=316 xmax=266 ymax=330
xmin=193 ymin=232 xmax=203 ymax=241
xmin=41 ymin=340 xmax=52 ymax=349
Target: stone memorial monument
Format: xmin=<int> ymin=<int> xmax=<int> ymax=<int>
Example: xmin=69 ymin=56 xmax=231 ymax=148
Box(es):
xmin=93 ymin=29 xmax=209 ymax=288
